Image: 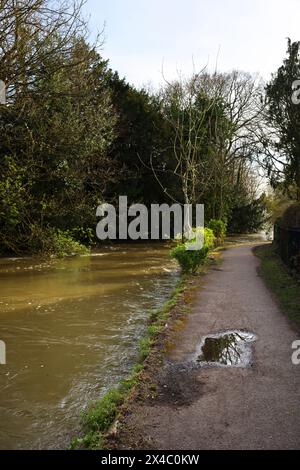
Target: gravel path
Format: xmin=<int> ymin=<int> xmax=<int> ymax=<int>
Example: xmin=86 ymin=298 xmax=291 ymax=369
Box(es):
xmin=119 ymin=244 xmax=300 ymax=450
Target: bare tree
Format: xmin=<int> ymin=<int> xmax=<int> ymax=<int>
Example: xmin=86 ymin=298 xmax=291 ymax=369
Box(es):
xmin=151 ymin=69 xmax=265 ymax=222
xmin=159 ymin=70 xmax=221 ymax=206
xmin=0 ymin=0 xmax=99 ymax=98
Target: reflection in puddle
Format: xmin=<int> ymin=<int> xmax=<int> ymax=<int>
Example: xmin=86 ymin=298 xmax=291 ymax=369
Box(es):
xmin=196 ymin=330 xmax=257 ymax=367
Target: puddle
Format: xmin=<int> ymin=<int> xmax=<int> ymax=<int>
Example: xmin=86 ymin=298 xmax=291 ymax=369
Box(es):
xmin=195 ymin=330 xmax=257 ymax=367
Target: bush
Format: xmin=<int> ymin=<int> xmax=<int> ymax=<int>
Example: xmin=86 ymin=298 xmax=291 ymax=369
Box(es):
xmin=170 ymin=227 xmax=216 ymax=273
xmin=68 ymin=226 xmax=95 ymax=246
xmin=207 ymin=219 xmax=227 ymax=242
xmin=31 ymin=226 xmax=90 ymax=258
xmin=46 ymin=230 xmax=90 ymax=258
xmin=171 ymin=243 xmax=209 ymax=273
xmin=202 ymin=227 xmax=216 ymax=250
xmin=187 ymin=226 xmax=215 ymax=249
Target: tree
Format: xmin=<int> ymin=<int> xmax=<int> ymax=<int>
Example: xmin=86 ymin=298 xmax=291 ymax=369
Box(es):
xmin=155 ymin=70 xmax=264 ymax=224
xmin=265 ymin=39 xmax=300 ymax=200
xmin=0 ymin=1 xmax=118 ymax=253
xmin=0 ymin=0 xmax=88 ymax=95
xmin=105 ymin=71 xmax=170 ymax=207
xmin=159 ymin=72 xmax=220 ymax=208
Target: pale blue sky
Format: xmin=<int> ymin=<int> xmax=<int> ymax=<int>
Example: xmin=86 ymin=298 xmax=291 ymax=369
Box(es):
xmin=83 ymin=0 xmax=300 ymax=87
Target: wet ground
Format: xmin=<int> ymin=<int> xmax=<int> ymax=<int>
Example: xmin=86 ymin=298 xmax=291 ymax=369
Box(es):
xmin=115 ymin=243 xmax=300 ymax=450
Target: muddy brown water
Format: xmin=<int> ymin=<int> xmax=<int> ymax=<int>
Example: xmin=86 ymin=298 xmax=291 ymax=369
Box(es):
xmin=0 ymin=244 xmax=177 ymax=449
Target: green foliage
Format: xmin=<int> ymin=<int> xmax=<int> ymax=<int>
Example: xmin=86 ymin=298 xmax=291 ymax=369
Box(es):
xmin=0 ymin=9 xmax=117 ymax=255
xmin=228 ymin=195 xmax=267 ymax=234
xmin=68 ymin=227 xmax=95 ymax=247
xmin=0 ymin=1 xmax=268 ymax=255
xmin=70 ymin=431 xmax=104 ymax=450
xmin=42 ymin=230 xmax=90 ymax=258
xmin=105 ymin=72 xmax=171 ymax=206
xmin=256 ymin=245 xmax=300 ymax=325
xmin=138 ymin=336 xmax=152 ymax=362
xmin=25 ymin=226 xmax=89 ymax=258
xmin=207 ymin=219 xmax=227 ymax=241
xmin=264 ymin=188 xmax=293 ymax=226
xmin=171 ymin=244 xmax=209 ymax=273
xmin=72 ymin=383 xmax=134 ymax=449
xmin=188 ymin=227 xmax=216 ymax=249
xmin=170 ymin=227 xmax=216 ymax=273
xmin=0 ymin=156 xmax=28 ymax=253
xmin=82 ymin=388 xmax=124 ymax=433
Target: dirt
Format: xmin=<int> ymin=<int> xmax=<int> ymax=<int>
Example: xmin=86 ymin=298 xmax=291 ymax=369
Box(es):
xmin=109 ymin=243 xmax=300 ymax=450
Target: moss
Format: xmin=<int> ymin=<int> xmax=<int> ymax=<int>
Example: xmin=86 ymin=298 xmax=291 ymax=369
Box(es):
xmin=255 ymin=244 xmax=300 ymax=326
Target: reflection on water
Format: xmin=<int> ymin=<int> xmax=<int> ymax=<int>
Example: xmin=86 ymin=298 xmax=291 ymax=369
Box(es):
xmin=196 ymin=330 xmax=256 ymax=367
xmin=225 ymin=231 xmax=273 ymax=244
xmin=0 ymin=244 xmax=177 ymax=449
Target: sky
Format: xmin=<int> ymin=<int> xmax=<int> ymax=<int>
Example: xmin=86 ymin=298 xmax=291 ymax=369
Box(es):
xmin=83 ymin=0 xmax=300 ymax=88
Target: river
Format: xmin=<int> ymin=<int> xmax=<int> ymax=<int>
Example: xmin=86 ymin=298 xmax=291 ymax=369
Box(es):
xmin=0 ymin=244 xmax=177 ymax=449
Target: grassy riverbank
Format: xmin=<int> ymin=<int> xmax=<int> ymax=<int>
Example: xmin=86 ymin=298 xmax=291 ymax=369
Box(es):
xmin=255 ymin=244 xmax=300 ymax=327
xmin=70 ymin=277 xmax=188 ymax=449
xmin=71 ymin=251 xmax=222 ymax=450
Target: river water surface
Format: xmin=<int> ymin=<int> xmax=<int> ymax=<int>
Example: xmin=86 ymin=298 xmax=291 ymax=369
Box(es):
xmin=0 ymin=244 xmax=177 ymax=449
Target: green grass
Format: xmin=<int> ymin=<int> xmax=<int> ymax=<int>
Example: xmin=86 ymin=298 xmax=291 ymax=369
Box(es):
xmin=255 ymin=244 xmax=300 ymax=326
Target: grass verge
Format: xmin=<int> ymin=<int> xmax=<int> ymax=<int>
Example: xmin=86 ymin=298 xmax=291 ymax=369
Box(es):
xmin=70 ymin=276 xmax=188 ymax=450
xmin=255 ymin=244 xmax=300 ymax=326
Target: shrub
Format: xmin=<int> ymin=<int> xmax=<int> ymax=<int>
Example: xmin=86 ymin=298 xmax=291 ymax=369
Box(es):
xmin=171 ymin=243 xmax=209 ymax=273
xmin=68 ymin=226 xmax=95 ymax=246
xmin=170 ymin=227 xmax=215 ymax=273
xmin=187 ymin=227 xmax=215 ymax=248
xmin=41 ymin=228 xmax=89 ymax=258
xmin=207 ymin=219 xmax=227 ymax=242
xmin=202 ymin=227 xmax=216 ymax=249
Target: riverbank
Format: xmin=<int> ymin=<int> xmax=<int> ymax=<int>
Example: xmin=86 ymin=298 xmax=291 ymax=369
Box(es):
xmin=71 ymin=247 xmax=224 ymax=449
xmin=103 ymin=242 xmax=300 ymax=450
